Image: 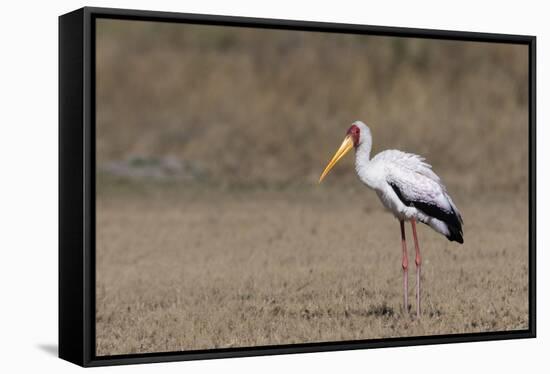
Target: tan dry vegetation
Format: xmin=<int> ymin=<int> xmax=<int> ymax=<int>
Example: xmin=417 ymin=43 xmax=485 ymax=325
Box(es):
xmin=96 ymin=19 xmax=528 ymax=192
xmin=95 ymin=19 xmax=530 ymax=355
xmin=96 ymin=186 xmax=528 ymax=355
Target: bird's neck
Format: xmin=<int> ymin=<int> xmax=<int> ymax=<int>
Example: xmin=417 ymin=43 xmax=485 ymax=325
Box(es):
xmin=355 ymin=140 xmax=372 ymax=163
xmin=354 ymin=141 xmax=374 ymax=188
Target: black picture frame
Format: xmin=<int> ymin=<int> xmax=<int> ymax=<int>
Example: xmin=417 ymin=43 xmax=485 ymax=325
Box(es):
xmin=59 ymin=6 xmax=537 ymax=367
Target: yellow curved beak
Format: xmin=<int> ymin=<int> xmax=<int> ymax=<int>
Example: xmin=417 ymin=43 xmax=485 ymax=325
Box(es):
xmin=319 ymin=135 xmax=354 ymax=183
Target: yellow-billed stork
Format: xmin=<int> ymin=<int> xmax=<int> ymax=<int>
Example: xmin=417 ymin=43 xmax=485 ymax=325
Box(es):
xmin=319 ymin=121 xmax=463 ymax=317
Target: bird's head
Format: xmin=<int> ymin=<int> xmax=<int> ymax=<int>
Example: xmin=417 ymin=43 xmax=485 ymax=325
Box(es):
xmin=347 ymin=120 xmax=370 ymax=147
xmin=319 ymin=120 xmax=370 ymax=183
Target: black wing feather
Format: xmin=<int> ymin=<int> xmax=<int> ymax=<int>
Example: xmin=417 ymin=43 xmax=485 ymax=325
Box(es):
xmin=389 ymin=182 xmax=463 ymax=244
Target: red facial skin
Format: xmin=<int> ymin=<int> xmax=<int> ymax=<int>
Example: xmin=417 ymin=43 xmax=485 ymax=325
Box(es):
xmin=346 ymin=124 xmax=360 ymax=147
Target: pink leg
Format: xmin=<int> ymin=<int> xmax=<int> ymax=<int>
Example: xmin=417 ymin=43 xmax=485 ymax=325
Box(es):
xmin=400 ymin=220 xmax=409 ymax=314
xmin=411 ymin=219 xmax=421 ymax=317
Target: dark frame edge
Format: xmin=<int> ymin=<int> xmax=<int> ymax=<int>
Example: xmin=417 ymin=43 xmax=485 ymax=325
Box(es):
xmin=83 ymin=6 xmax=95 ymax=367
xmin=82 ymin=6 xmax=535 ymax=43
xmin=86 ymin=330 xmax=533 ymax=367
xmin=528 ymin=36 xmax=536 ymax=338
xmin=59 ymin=7 xmax=86 ymax=367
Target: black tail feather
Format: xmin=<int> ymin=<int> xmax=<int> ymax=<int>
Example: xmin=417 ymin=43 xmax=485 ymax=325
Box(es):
xmin=389 ymin=182 xmax=464 ymax=244
xmin=446 ymin=224 xmax=464 ymax=244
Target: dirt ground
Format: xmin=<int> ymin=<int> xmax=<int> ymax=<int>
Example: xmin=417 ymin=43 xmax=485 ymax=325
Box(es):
xmin=95 ymin=184 xmax=529 ymax=356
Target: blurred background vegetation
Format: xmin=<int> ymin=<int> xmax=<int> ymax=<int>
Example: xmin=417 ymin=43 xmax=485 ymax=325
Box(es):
xmin=96 ymin=19 xmax=529 ymax=195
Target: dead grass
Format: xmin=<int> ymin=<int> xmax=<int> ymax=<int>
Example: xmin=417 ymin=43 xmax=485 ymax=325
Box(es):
xmin=96 ymin=186 xmax=528 ymax=355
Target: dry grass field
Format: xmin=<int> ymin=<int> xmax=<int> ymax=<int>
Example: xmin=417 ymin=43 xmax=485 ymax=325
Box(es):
xmin=96 ymin=184 xmax=528 ymax=355
xmin=95 ymin=19 xmax=530 ymax=355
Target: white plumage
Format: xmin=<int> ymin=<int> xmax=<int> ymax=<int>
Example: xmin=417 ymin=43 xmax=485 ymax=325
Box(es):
xmin=353 ymin=122 xmax=463 ymax=242
xmin=319 ymin=120 xmax=464 ymax=317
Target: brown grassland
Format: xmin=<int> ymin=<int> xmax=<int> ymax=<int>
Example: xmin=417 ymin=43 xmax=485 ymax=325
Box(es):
xmin=95 ymin=19 xmax=530 ymax=355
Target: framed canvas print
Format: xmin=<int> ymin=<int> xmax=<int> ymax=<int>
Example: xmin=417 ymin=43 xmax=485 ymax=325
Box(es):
xmin=59 ymin=6 xmax=536 ymax=367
